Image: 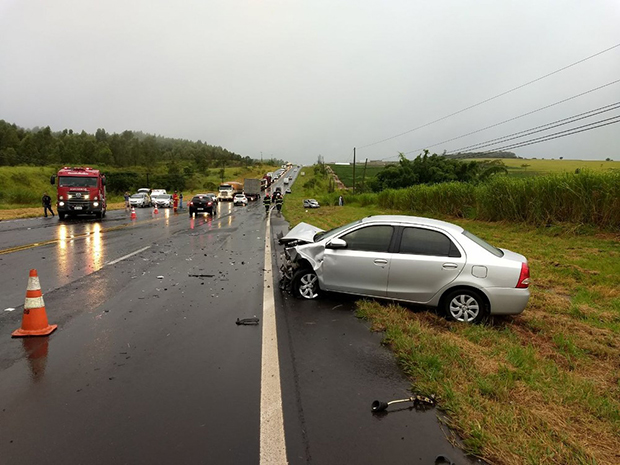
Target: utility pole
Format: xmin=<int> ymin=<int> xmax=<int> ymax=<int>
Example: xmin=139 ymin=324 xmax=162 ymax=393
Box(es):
xmin=260 ymin=151 xmax=263 ymax=163
xmin=352 ymin=147 xmax=356 ymax=194
xmin=361 ymin=158 xmax=368 ymax=192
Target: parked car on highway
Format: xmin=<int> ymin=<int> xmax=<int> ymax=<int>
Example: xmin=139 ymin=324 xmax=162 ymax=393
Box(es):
xmin=280 ymin=215 xmax=530 ymax=323
xmin=129 ymin=193 xmax=151 ymax=208
xmin=233 ymin=193 xmax=248 ymax=206
xmin=189 ymin=194 xmax=217 ymax=215
xmin=303 ymin=199 xmax=320 ymax=208
xmin=151 ymin=194 xmax=172 ymax=208
xmin=285 ymin=188 xmax=292 ymax=194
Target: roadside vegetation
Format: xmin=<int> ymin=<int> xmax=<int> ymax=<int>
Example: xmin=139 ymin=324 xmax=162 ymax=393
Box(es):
xmin=283 ymin=165 xmax=620 ymax=465
xmin=330 ymin=156 xmax=620 ymax=189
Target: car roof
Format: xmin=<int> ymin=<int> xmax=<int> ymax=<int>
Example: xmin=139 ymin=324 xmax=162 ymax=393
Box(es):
xmin=360 ymin=215 xmax=464 ymax=233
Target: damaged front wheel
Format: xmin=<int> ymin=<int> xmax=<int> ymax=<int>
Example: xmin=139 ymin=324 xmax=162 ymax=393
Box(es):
xmin=292 ymin=268 xmax=321 ymax=299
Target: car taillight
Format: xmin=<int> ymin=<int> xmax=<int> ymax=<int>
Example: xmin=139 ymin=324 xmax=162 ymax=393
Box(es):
xmin=516 ymin=262 xmax=530 ymax=288
xmin=189 ymin=202 xmax=193 ymax=206
xmin=207 ymin=202 xmax=212 ymax=206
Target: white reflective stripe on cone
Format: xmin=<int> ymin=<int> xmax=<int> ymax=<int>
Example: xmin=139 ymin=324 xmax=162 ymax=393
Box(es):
xmin=24 ymin=296 xmax=45 ymax=309
xmin=27 ymin=276 xmax=41 ymax=291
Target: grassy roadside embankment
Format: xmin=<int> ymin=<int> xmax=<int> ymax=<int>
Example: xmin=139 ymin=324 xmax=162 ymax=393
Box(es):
xmin=0 ymin=165 xmax=277 ymax=220
xmin=283 ymin=167 xmax=620 ymax=465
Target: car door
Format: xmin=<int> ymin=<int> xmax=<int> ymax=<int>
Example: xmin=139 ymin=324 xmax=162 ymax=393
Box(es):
xmin=387 ymin=227 xmax=465 ymax=303
xmin=322 ymin=225 xmax=394 ymax=297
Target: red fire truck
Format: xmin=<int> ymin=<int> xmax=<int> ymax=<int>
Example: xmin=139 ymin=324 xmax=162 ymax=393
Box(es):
xmin=50 ymin=167 xmax=107 ymax=220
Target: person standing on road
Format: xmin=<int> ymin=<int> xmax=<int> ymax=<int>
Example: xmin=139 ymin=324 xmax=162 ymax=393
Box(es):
xmin=124 ymin=191 xmax=130 ymax=211
xmin=42 ymin=192 xmax=55 ymax=217
xmin=275 ymin=191 xmax=283 ymax=214
xmin=172 ymin=191 xmax=179 ymax=213
xmin=263 ymin=192 xmax=271 ymax=214
xmin=179 ymin=192 xmax=184 ymax=210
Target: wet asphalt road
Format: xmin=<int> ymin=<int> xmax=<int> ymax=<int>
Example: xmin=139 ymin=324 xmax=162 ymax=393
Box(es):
xmin=0 ymin=181 xmax=474 ymax=464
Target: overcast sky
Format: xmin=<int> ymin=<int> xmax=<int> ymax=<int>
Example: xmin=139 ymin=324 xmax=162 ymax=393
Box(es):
xmin=1 ymin=0 xmax=619 ymax=164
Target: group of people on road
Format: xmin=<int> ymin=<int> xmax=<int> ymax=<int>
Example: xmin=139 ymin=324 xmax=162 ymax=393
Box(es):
xmin=264 ymin=189 xmax=284 ymax=215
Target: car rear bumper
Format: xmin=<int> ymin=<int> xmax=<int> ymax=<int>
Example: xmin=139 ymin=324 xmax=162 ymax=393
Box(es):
xmin=487 ymin=288 xmax=530 ymax=315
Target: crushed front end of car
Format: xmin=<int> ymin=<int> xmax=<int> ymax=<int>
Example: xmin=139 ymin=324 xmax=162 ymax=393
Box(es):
xmin=277 ymin=222 xmax=325 ymax=293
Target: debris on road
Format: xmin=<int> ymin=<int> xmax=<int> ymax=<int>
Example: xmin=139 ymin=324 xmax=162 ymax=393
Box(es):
xmin=235 ymin=317 xmax=260 ymax=325
xmin=157 ymin=276 xmax=164 ymax=279
xmin=4 ymin=308 xmax=16 ymax=312
xmin=371 ymin=394 xmax=436 ymax=413
xmin=188 ymin=274 xmax=215 ymax=278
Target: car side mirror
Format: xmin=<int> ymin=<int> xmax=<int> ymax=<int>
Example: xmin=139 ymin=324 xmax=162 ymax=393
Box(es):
xmin=50 ymin=175 xmax=56 ymax=185
xmin=326 ymin=238 xmax=347 ymax=249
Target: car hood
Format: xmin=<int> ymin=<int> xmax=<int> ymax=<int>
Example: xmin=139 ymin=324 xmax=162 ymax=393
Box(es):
xmin=279 ymin=222 xmax=324 ymax=244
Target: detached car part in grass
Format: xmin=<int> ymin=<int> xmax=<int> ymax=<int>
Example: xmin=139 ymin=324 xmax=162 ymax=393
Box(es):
xmin=279 ymin=215 xmax=530 ymax=323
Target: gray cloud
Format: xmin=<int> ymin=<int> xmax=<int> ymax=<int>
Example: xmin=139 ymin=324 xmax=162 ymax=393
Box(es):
xmin=1 ymin=0 xmax=619 ymax=163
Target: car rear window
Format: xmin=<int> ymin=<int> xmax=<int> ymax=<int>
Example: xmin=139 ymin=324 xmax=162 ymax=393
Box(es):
xmin=462 ymin=230 xmax=504 ymax=257
xmin=399 ymin=227 xmax=461 ymax=257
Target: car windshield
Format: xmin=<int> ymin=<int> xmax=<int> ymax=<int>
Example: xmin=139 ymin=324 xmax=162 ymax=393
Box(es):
xmin=59 ymin=176 xmax=98 ymax=188
xmin=314 ymin=220 xmax=362 ymax=242
xmin=462 ymin=230 xmax=504 ymax=257
xmin=130 ymin=194 xmax=143 ymax=198
xmin=152 ymin=195 xmax=169 ymax=200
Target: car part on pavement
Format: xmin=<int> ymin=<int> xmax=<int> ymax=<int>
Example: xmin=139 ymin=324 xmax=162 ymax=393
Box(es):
xmin=235 ymin=317 xmax=260 ymax=325
xmin=371 ymin=394 xmax=436 ymax=413
xmin=434 ymin=455 xmax=456 ymax=465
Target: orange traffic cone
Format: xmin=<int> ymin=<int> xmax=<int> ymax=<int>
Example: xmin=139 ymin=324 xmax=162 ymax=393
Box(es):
xmin=153 ymin=203 xmax=159 ymax=214
xmin=12 ymin=269 xmax=58 ymax=337
xmin=130 ymin=207 xmax=137 ymax=220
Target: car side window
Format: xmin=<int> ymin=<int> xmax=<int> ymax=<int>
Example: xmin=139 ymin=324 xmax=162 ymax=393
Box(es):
xmin=340 ymin=226 xmax=393 ymax=252
xmin=399 ymin=227 xmax=461 ymax=257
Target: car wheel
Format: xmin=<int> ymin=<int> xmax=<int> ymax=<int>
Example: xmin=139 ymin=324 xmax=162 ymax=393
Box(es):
xmin=189 ymin=208 xmax=194 ymax=216
xmin=58 ymin=212 xmax=65 ymax=220
xmin=292 ymin=268 xmax=320 ymax=300
xmin=443 ymin=289 xmax=487 ymax=323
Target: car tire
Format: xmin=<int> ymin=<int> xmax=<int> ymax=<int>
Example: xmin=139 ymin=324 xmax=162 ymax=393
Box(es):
xmin=443 ymin=289 xmax=487 ymax=323
xmin=58 ymin=212 xmax=65 ymax=220
xmin=292 ymin=268 xmax=321 ymax=300
xmin=189 ymin=208 xmax=194 ymax=216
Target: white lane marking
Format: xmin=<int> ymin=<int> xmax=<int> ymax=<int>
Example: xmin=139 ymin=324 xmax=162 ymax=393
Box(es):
xmin=106 ymin=246 xmax=151 ymax=266
xmin=260 ymin=214 xmax=288 ymax=464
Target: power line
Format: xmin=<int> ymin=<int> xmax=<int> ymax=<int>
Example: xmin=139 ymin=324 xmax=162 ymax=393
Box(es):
xmin=402 ymin=79 xmax=620 ymax=155
xmin=446 ymin=102 xmax=620 ymax=153
xmin=358 ymin=42 xmax=620 ymax=150
xmin=462 ymin=115 xmax=620 ymax=154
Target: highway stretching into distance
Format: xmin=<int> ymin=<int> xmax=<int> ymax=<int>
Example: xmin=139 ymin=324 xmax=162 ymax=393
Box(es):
xmin=0 ymin=173 xmax=473 ymax=464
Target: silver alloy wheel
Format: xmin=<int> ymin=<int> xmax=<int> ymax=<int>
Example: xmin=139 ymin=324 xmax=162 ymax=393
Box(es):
xmin=448 ymin=293 xmax=480 ymax=322
xmin=298 ymin=272 xmax=319 ymax=299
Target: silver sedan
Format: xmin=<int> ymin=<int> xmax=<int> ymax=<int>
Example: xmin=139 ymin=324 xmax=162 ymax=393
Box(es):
xmin=280 ymin=215 xmax=530 ymax=323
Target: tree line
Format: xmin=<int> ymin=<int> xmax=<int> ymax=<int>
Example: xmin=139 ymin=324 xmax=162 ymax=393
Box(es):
xmin=0 ymin=120 xmax=280 ymax=170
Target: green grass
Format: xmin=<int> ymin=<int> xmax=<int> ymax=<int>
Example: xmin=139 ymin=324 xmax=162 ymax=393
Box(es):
xmin=284 ymin=167 xmax=620 ymax=465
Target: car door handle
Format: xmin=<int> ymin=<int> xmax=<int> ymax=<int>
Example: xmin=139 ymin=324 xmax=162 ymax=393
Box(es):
xmin=374 ymin=259 xmax=388 ymax=265
xmin=442 ymin=263 xmax=459 ymax=269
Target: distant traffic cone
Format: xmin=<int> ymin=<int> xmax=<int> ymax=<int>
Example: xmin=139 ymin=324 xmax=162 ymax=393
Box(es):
xmin=12 ymin=269 xmax=58 ymax=337
xmin=153 ymin=203 xmax=159 ymax=214
xmin=130 ymin=207 xmax=137 ymax=220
